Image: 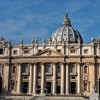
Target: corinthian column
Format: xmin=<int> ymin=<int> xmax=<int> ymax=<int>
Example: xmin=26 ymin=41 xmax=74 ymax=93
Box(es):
xmin=29 ymin=64 xmax=33 ymax=93
xmin=33 ymin=63 xmax=37 ymax=95
xmin=41 ymin=63 xmax=45 ymax=95
xmin=77 ymin=63 xmax=81 ymax=94
xmin=5 ymin=63 xmax=10 ymax=92
xmin=53 ymin=63 xmax=56 ymax=95
xmin=61 ymin=63 xmax=65 ymax=95
xmin=66 ymin=63 xmax=69 ymax=95
xmin=17 ymin=63 xmax=21 ymax=93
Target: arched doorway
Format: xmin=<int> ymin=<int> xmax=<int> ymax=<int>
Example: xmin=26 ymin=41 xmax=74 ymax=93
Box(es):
xmin=0 ymin=76 xmax=2 ymax=94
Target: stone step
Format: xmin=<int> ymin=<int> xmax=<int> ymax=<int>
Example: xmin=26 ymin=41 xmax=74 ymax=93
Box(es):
xmin=1 ymin=96 xmax=89 ymax=100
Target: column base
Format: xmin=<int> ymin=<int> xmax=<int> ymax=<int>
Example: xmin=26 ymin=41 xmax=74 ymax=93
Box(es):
xmin=66 ymin=93 xmax=69 ymax=95
xmin=52 ymin=93 xmax=57 ymax=95
xmin=40 ymin=93 xmax=45 ymax=96
xmin=33 ymin=93 xmax=36 ymax=96
xmin=16 ymin=92 xmax=21 ymax=94
xmin=60 ymin=93 xmax=65 ymax=95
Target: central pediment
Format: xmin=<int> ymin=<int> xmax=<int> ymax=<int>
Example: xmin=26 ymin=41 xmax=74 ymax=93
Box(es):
xmin=33 ymin=48 xmax=64 ymax=57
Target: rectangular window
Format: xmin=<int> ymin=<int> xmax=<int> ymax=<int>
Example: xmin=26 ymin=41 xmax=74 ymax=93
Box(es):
xmin=57 ymin=49 xmax=61 ymax=53
xmin=70 ymin=49 xmax=77 ymax=54
xmin=24 ymin=50 xmax=29 ymax=54
xmin=13 ymin=50 xmax=17 ymax=55
xmin=84 ymin=49 xmax=88 ymax=54
xmin=71 ymin=76 xmax=75 ymax=79
xmin=0 ymin=49 xmax=3 ymax=54
xmin=38 ymin=50 xmax=41 ymax=53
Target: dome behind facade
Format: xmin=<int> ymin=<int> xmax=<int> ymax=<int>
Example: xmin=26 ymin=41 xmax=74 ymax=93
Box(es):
xmin=51 ymin=12 xmax=83 ymax=44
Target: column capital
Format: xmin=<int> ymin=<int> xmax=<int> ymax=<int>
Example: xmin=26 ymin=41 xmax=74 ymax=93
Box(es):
xmin=5 ymin=63 xmax=10 ymax=66
xmin=17 ymin=63 xmax=22 ymax=66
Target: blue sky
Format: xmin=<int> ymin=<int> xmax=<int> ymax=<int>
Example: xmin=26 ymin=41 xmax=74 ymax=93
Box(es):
xmin=0 ymin=0 xmax=100 ymax=44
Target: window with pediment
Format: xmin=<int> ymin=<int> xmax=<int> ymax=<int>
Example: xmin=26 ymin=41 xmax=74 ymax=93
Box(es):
xmin=45 ymin=63 xmax=52 ymax=73
xmin=22 ymin=63 xmax=29 ymax=75
xmin=70 ymin=64 xmax=75 ymax=74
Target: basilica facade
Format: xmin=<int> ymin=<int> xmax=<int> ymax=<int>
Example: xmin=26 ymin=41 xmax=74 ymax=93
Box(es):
xmin=0 ymin=12 xmax=100 ymax=97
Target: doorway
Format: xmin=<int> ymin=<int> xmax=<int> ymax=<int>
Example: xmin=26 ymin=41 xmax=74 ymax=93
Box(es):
xmin=70 ymin=82 xmax=76 ymax=94
xmin=0 ymin=76 xmax=2 ymax=94
xmin=46 ymin=82 xmax=52 ymax=94
xmin=22 ymin=82 xmax=28 ymax=93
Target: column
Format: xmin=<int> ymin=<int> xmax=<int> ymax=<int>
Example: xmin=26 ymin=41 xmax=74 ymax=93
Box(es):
xmin=17 ymin=63 xmax=21 ymax=93
xmin=33 ymin=63 xmax=37 ymax=95
xmin=77 ymin=63 xmax=81 ymax=94
xmin=93 ymin=63 xmax=96 ymax=88
xmin=66 ymin=63 xmax=69 ymax=95
xmin=29 ymin=64 xmax=33 ymax=93
xmin=53 ymin=63 xmax=56 ymax=95
xmin=61 ymin=63 xmax=65 ymax=95
xmin=41 ymin=63 xmax=45 ymax=95
xmin=5 ymin=63 xmax=10 ymax=91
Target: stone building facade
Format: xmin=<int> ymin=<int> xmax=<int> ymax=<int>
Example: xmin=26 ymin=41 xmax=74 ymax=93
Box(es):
xmin=0 ymin=12 xmax=100 ymax=97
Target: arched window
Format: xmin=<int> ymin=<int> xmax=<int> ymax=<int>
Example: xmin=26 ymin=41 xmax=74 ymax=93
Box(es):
xmin=84 ymin=66 xmax=88 ymax=74
xmin=12 ymin=66 xmax=16 ymax=73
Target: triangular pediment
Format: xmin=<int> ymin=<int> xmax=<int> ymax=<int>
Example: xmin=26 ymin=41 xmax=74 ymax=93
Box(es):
xmin=33 ymin=48 xmax=64 ymax=57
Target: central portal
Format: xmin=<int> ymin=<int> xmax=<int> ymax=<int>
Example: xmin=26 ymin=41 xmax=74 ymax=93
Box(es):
xmin=70 ymin=82 xmax=76 ymax=94
xmin=22 ymin=82 xmax=28 ymax=93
